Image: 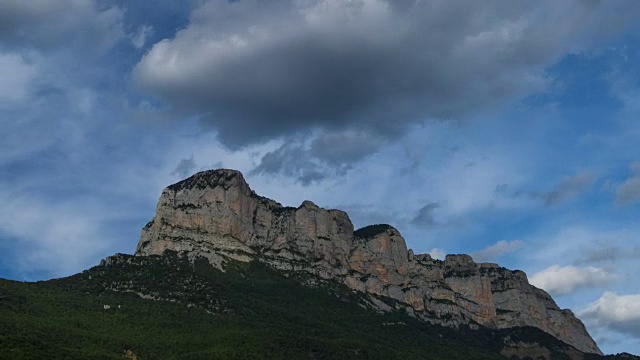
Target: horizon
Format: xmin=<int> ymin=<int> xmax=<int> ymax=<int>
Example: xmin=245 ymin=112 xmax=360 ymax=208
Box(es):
xmin=1 ymin=0 xmax=640 ymax=355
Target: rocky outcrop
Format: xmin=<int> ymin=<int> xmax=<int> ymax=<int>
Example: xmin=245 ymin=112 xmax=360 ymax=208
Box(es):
xmin=136 ymin=169 xmax=602 ymax=355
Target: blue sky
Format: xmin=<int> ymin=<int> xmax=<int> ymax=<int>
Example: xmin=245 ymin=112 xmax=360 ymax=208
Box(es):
xmin=1 ymin=0 xmax=640 ymax=355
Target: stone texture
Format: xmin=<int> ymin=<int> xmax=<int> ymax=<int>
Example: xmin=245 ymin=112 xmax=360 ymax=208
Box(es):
xmin=136 ymin=169 xmax=602 ymax=355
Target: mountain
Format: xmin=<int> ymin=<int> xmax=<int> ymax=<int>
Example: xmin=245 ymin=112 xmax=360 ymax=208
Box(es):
xmin=137 ymin=169 xmax=599 ymax=354
xmin=2 ymin=252 xmax=613 ymax=360
xmin=1 ymin=168 xmax=637 ymax=359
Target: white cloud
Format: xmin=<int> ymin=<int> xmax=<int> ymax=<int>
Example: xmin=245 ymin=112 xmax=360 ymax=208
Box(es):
xmin=471 ymin=240 xmax=523 ymax=263
xmin=0 ymin=194 xmax=111 ymax=279
xmin=0 ymin=0 xmax=127 ymax=164
xmin=0 ymin=52 xmax=38 ymax=105
xmin=530 ymin=265 xmax=618 ymax=296
xmin=131 ymin=25 xmax=154 ymax=49
xmin=578 ymin=292 xmax=640 ymax=338
xmin=429 ymin=248 xmax=446 ymax=261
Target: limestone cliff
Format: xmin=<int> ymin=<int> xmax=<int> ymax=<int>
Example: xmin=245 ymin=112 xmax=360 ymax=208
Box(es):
xmin=136 ymin=169 xmax=602 ymax=355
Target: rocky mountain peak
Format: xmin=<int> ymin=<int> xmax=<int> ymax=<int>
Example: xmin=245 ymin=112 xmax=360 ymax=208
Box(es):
xmin=136 ymin=169 xmax=602 ymax=355
xmin=167 ymin=169 xmax=249 ymax=192
xmin=298 ymin=200 xmax=320 ymax=210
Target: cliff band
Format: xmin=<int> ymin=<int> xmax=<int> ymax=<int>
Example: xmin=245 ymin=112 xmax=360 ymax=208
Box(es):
xmin=135 ymin=169 xmax=601 ymax=355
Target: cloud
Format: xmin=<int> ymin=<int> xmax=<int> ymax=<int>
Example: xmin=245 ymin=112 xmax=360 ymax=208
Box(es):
xmin=250 ymin=141 xmax=327 ymax=186
xmin=530 ymin=265 xmax=618 ymax=296
xmin=0 ymin=52 xmax=38 ymax=105
xmin=171 ymin=155 xmax=197 ymax=178
xmin=411 ymin=202 xmax=440 ymax=227
xmin=517 ymin=171 xmax=597 ymax=206
xmin=616 ymin=177 xmax=640 ymax=206
xmin=424 ymin=140 xmax=529 ymax=214
xmin=0 ymin=0 xmax=131 ymax=163
xmin=131 ymin=25 xmax=154 ymax=49
xmin=616 ymin=162 xmax=640 ymax=206
xmin=0 ymin=0 xmax=174 ymax=279
xmin=0 ymin=0 xmax=125 ymax=52
xmin=134 ymin=0 xmax=640 ymax=153
xmin=471 ymin=240 xmax=523 ymax=263
xmin=0 ymin=192 xmax=112 ymax=279
xmin=250 ymin=130 xmax=383 ymax=184
xmin=576 ymin=246 xmax=640 ymax=265
xmin=410 ymin=201 xmax=465 ymax=229
xmin=429 ymin=248 xmax=446 ymax=261
xmin=578 ymin=292 xmax=640 ymax=338
xmin=539 ymin=172 xmax=597 ymax=206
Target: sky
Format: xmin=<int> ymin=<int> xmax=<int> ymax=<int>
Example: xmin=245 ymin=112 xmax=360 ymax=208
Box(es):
xmin=1 ymin=0 xmax=640 ymax=355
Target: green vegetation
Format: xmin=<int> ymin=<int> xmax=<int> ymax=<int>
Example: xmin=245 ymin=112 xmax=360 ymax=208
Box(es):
xmin=272 ymin=206 xmax=296 ymax=215
xmin=0 ymin=253 xmax=634 ymax=359
xmin=354 ymin=224 xmax=395 ymax=239
xmin=0 ymin=253 xmax=494 ymax=359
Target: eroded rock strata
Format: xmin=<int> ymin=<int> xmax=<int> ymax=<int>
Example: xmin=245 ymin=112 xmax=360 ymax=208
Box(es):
xmin=136 ymin=169 xmax=601 ymax=355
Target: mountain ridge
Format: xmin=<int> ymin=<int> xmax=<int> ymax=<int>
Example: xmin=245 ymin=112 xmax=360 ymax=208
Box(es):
xmin=136 ymin=168 xmax=602 ymax=355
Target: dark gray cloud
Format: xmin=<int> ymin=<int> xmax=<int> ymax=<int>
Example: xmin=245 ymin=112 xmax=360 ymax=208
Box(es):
xmin=134 ymin=0 xmax=640 ymax=153
xmin=171 ymin=155 xmax=197 ymax=178
xmin=250 ymin=142 xmax=326 ymax=186
xmin=411 ymin=202 xmax=441 ymax=227
xmin=250 ymin=130 xmax=383 ymax=184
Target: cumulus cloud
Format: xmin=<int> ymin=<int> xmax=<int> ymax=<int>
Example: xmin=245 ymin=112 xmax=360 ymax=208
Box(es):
xmin=0 ymin=0 xmax=130 ymax=189
xmin=578 ymin=292 xmax=640 ymax=338
xmin=471 ymin=240 xmax=523 ymax=263
xmin=530 ymin=265 xmax=618 ymax=296
xmin=616 ymin=162 xmax=640 ymax=206
xmin=134 ymin=0 xmax=640 ymax=154
xmin=0 ymin=0 xmax=130 ymax=161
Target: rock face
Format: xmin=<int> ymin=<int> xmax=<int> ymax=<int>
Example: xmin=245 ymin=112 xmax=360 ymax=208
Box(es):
xmin=136 ymin=169 xmax=602 ymax=355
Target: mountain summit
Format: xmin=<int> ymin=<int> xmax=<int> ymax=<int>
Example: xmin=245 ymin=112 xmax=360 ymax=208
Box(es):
xmin=136 ymin=169 xmax=601 ymax=355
